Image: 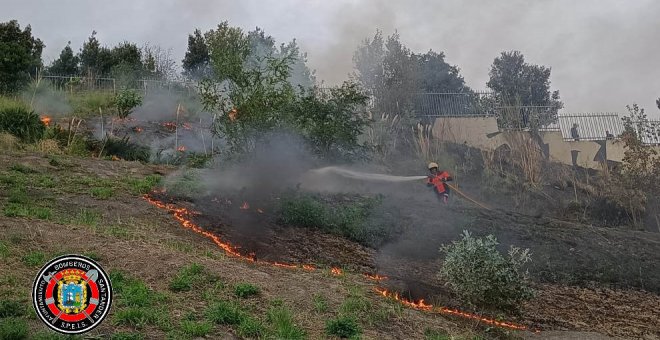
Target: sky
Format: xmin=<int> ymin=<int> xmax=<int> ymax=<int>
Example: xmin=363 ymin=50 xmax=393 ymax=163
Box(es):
xmin=2 ymin=0 xmax=659 ymax=117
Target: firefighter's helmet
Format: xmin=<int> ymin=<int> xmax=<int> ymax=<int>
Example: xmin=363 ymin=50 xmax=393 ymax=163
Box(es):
xmin=428 ymin=162 xmax=439 ymax=170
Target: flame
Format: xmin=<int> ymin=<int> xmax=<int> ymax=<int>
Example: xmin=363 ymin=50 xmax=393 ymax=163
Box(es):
xmin=177 ymin=146 xmax=186 ymax=152
xmin=183 ymin=123 xmax=192 ymax=130
xmin=228 ymin=108 xmax=238 ymax=122
xmin=133 ymin=126 xmax=143 ymax=133
xmin=364 ymin=273 xmax=388 ymax=281
xmin=374 ymin=287 xmax=530 ymax=331
xmin=143 ymin=194 xmax=533 ymax=333
xmin=40 ymin=116 xmax=51 ymax=126
xmin=162 ymin=122 xmax=177 ymax=131
xmin=240 ymin=201 xmax=249 ymax=210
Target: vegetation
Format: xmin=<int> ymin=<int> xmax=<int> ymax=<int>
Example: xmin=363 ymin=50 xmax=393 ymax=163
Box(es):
xmin=439 ymin=231 xmax=534 ymax=311
xmin=99 ymin=136 xmax=150 ymax=162
xmin=0 ymin=105 xmax=45 ymax=142
xmin=115 ymin=88 xmax=143 ymax=118
xmin=233 ymin=283 xmax=260 ymax=298
xmin=325 ymin=315 xmax=361 ymax=338
xmin=0 ymin=20 xmax=43 ymax=94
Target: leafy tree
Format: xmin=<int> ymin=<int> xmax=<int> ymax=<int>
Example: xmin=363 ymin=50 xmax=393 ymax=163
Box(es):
xmin=47 ymin=42 xmax=79 ymax=76
xmin=413 ymin=50 xmax=469 ymax=93
xmin=114 ymin=88 xmax=143 ymax=119
xmin=0 ymin=20 xmax=44 ymax=94
xmin=487 ymin=51 xmax=563 ymax=127
xmin=79 ymin=31 xmax=101 ymax=76
xmin=182 ymin=29 xmax=211 ymax=79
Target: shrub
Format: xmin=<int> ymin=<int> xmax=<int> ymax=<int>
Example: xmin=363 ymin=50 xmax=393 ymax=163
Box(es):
xmin=100 ymin=136 xmax=150 ymax=162
xmin=115 ymin=89 xmax=143 ymax=119
xmin=0 ymin=132 xmax=18 ymax=150
xmin=439 ymin=231 xmax=534 ymax=311
xmin=325 ymin=316 xmax=360 ymax=338
xmin=233 ymin=283 xmax=260 ymax=298
xmin=0 ymin=106 xmax=45 ymax=142
xmin=0 ymin=299 xmax=25 ymax=317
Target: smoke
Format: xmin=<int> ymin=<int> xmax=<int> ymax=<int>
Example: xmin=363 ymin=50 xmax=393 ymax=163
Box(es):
xmin=23 ymin=82 xmax=72 ymax=117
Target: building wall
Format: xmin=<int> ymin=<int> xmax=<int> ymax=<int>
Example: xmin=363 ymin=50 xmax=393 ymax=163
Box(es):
xmin=431 ymin=117 xmax=660 ymax=169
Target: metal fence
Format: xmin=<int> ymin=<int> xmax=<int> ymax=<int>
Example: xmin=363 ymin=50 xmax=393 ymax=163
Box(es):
xmin=557 ymin=113 xmax=624 ymax=141
xmin=412 ymin=91 xmax=494 ymax=116
xmin=40 ymin=75 xmax=196 ymax=95
xmin=641 ymin=120 xmax=660 ymax=145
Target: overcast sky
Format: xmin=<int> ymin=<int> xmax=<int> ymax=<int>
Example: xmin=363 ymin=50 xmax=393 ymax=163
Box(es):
xmin=2 ymin=0 xmax=659 ymax=117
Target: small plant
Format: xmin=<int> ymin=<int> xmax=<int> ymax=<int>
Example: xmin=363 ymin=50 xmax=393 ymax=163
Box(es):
xmin=236 ymin=316 xmax=266 ymax=338
xmin=325 ymin=315 xmax=361 ymax=339
xmin=267 ymin=305 xmax=306 ymax=340
xmin=0 ymin=241 xmax=9 ymax=258
xmin=439 ymin=231 xmax=534 ymax=311
xmin=233 ymin=283 xmax=260 ymax=298
xmin=10 ymin=163 xmax=37 ymax=174
xmin=0 ymin=106 xmax=45 ymax=143
xmin=169 ymin=263 xmax=206 ymax=292
xmin=0 ymin=299 xmax=25 ymax=318
xmin=115 ymin=89 xmax=143 ymax=119
xmin=186 ymin=152 xmax=213 ymax=168
xmin=129 ymin=174 xmax=161 ymax=195
xmin=100 ymin=136 xmax=150 ymax=162
xmin=313 ymin=294 xmax=329 ymax=313
xmin=73 ymin=208 xmax=101 ymax=226
xmin=21 ymin=251 xmax=46 ymax=267
xmin=0 ymin=318 xmax=28 ymax=340
xmin=180 ymin=320 xmax=213 ymax=337
xmin=91 ymin=187 xmax=114 ymax=199
xmin=424 ymin=328 xmax=451 ymax=340
xmin=205 ymin=300 xmax=245 ymax=325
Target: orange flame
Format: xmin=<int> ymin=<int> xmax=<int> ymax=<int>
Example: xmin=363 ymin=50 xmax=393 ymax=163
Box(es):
xmin=364 ymin=273 xmax=388 ymax=281
xmin=143 ymin=194 xmax=533 ymax=333
xmin=162 ymin=122 xmax=177 ymax=131
xmin=183 ymin=122 xmax=192 ymax=130
xmin=40 ymin=116 xmax=51 ymax=126
xmin=177 ymin=146 xmax=186 ymax=152
xmin=240 ymin=201 xmax=249 ymax=210
xmin=374 ymin=287 xmax=530 ymax=331
xmin=134 ymin=126 xmax=143 ymax=133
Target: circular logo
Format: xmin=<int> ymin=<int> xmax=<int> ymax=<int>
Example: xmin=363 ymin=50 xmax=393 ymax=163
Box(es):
xmin=32 ymin=254 xmax=112 ymax=334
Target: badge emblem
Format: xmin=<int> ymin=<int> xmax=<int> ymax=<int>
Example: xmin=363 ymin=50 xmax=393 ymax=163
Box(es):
xmin=32 ymin=255 xmax=112 ymax=334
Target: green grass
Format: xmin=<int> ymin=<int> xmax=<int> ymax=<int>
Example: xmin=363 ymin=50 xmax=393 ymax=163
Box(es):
xmin=3 ymin=202 xmax=52 ymax=220
xmin=111 ymin=272 xmax=166 ymax=308
xmin=313 ymin=294 xmax=329 ymax=313
xmin=128 ymin=175 xmax=161 ymax=195
xmin=325 ymin=316 xmax=360 ymax=339
xmin=8 ymin=187 xmax=29 ymax=204
xmin=267 ymin=305 xmax=306 ymax=340
xmin=236 ymin=316 xmax=265 ymax=338
xmin=91 ymin=187 xmax=114 ymax=199
xmin=114 ymin=306 xmax=171 ymax=331
xmin=72 ymin=208 xmax=101 ymax=226
xmin=0 ymin=299 xmax=25 ymax=318
xmin=180 ymin=320 xmax=213 ymax=337
xmin=9 ymin=164 xmax=37 ymax=174
xmin=82 ymin=251 xmax=102 ymax=261
xmin=0 ymin=241 xmax=9 ymax=259
xmin=233 ymin=283 xmax=260 ymax=298
xmin=21 ymin=251 xmax=46 ymax=267
xmin=31 ymin=331 xmax=72 ymax=340
xmin=0 ymin=317 xmax=28 ymax=340
xmin=424 ymin=329 xmax=451 ymax=340
xmin=205 ymin=300 xmax=245 ymax=325
xmin=36 ymin=175 xmax=55 ymax=188
xmin=110 ymin=332 xmax=145 ymax=340
xmin=169 ymin=263 xmax=206 ymax=292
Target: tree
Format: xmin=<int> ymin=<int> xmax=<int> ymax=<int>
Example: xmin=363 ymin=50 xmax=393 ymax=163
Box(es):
xmin=0 ymin=20 xmax=44 ymax=94
xmin=182 ymin=29 xmax=211 ymax=79
xmin=487 ymin=51 xmax=563 ymax=128
xmin=79 ymin=31 xmax=101 ymax=76
xmin=656 ymin=97 xmax=659 ymax=111
xmin=47 ymin=42 xmax=79 ymax=76
xmin=142 ymin=43 xmax=176 ymax=80
xmin=413 ymin=50 xmax=469 ymax=93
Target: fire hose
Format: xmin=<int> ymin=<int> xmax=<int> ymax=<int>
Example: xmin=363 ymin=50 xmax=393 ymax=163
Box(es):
xmin=445 ymin=182 xmax=492 ymax=211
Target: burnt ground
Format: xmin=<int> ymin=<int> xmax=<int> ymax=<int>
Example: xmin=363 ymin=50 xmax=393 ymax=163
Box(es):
xmin=159 ymin=186 xmax=660 ymax=339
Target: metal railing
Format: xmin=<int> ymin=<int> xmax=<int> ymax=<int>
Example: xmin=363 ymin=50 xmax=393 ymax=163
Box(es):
xmin=640 ymin=120 xmax=660 ymax=145
xmin=557 ymin=113 xmax=624 ymax=141
xmin=412 ymin=91 xmax=495 ymax=117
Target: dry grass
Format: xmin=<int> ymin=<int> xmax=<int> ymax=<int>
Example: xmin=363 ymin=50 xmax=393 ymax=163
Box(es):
xmin=412 ymin=123 xmax=443 ymax=163
xmin=0 ymin=133 xmax=18 ymax=151
xmin=35 ymin=139 xmax=61 ymax=154
xmin=365 ymin=113 xmax=403 ymax=162
xmin=506 ymin=133 xmax=543 ymax=186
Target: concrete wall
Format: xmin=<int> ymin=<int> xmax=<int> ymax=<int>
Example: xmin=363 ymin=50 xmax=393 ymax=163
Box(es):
xmin=431 ymin=117 xmax=660 ymax=169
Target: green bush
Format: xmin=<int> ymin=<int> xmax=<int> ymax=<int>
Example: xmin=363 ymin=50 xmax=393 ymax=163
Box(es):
xmin=0 ymin=106 xmax=45 ymax=142
xmin=0 ymin=318 xmax=28 ymax=340
xmin=233 ymin=283 xmax=260 ymax=298
xmin=0 ymin=299 xmax=25 ymax=317
xmin=100 ymin=136 xmax=150 ymax=162
xmin=115 ymin=89 xmax=143 ymax=119
xmin=325 ymin=316 xmax=360 ymax=338
xmin=439 ymin=231 xmax=534 ymax=311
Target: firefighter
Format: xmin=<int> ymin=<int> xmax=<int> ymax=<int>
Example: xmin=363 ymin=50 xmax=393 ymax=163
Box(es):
xmin=427 ymin=162 xmax=453 ymax=204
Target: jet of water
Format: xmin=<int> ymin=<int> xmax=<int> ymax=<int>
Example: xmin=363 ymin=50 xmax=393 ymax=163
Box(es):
xmin=311 ymin=166 xmax=426 ymax=182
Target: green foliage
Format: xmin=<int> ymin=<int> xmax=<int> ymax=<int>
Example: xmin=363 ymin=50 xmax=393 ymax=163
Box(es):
xmin=279 ymin=194 xmax=398 ymax=247
xmin=169 ymin=263 xmax=206 ymax=292
xmin=0 ymin=299 xmax=25 ymax=318
xmin=69 ymin=91 xmax=115 ymax=116
xmin=233 ymin=283 xmax=260 ymax=298
xmin=0 ymin=317 xmax=28 ymax=340
xmin=128 ymin=174 xmax=161 ymax=195
xmin=9 ymin=163 xmax=36 ymax=174
xmin=91 ymin=187 xmax=114 ymax=199
xmin=21 ymin=251 xmax=46 ymax=267
xmin=3 ymin=203 xmax=52 ymax=219
xmin=114 ymin=306 xmax=171 ymax=329
xmin=313 ymin=294 xmax=329 ymax=313
xmin=186 ymin=152 xmax=213 ymax=168
xmin=164 ymin=171 xmax=203 ymax=198
xmin=267 ymin=305 xmax=306 ymax=340
xmin=31 ymin=331 xmax=73 ymax=340
xmin=47 ymin=42 xmax=79 ymax=76
xmin=182 ymin=29 xmax=211 ymax=79
xmin=0 ymin=20 xmax=43 ymax=94
xmin=100 ymin=136 xmax=150 ymax=162
xmin=180 ymin=320 xmax=213 ymax=337
xmin=114 ymin=88 xmax=143 ymax=118
xmin=0 ymin=241 xmax=8 ymax=258
xmin=72 ymin=208 xmax=101 ymax=226
xmin=325 ymin=316 xmax=361 ymax=339
xmin=236 ymin=316 xmax=265 ymax=338
xmin=424 ymin=329 xmax=451 ymax=340
xmin=110 ymin=332 xmax=145 ymax=340
xmin=205 ymin=300 xmax=246 ymax=325
xmin=0 ymin=106 xmax=45 ymax=142
xmin=439 ymin=231 xmax=534 ymax=311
